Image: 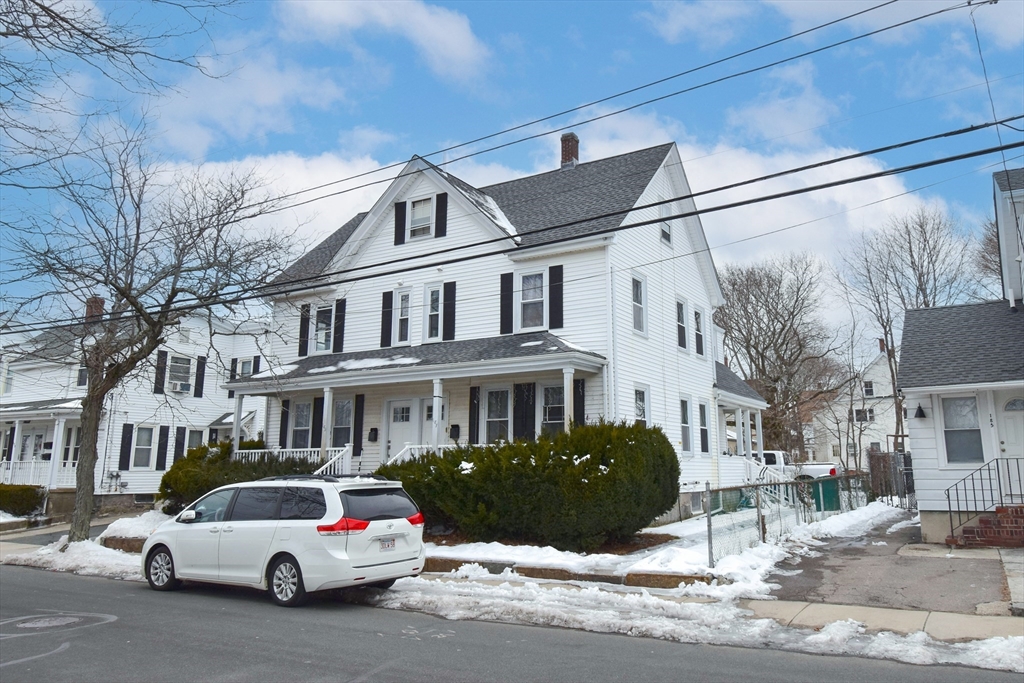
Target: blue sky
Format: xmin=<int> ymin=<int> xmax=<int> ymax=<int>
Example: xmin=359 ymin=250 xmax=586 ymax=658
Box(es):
xmin=28 ymin=1 xmax=1024 ymax=267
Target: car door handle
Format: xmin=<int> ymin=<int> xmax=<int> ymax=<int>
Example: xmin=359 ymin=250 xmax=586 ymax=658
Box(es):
xmin=222 ymin=527 xmax=233 ymax=533
xmin=209 ymin=528 xmax=220 ymax=534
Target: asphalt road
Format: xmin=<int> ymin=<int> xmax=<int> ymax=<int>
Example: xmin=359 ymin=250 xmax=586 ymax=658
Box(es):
xmin=0 ymin=565 xmax=1017 ymax=683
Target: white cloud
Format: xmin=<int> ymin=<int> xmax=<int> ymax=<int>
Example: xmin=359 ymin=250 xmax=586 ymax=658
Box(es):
xmin=338 ymin=125 xmax=398 ymax=156
xmin=278 ymin=0 xmax=491 ymax=85
xmin=640 ymin=1 xmax=758 ymax=47
xmin=155 ymin=46 xmax=345 ymax=158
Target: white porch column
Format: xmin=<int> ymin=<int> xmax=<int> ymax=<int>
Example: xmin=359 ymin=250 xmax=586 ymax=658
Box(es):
xmin=744 ymin=409 xmax=753 ymax=458
xmin=432 ymin=379 xmax=443 ymax=448
xmin=232 ymin=394 xmax=244 ymax=453
xmin=755 ymin=410 xmax=764 ymax=460
xmin=46 ymin=417 xmax=66 ymax=489
xmin=737 ymin=409 xmax=746 ymax=455
xmin=11 ymin=420 xmax=23 ymax=461
xmin=321 ymin=387 xmax=333 ymax=457
xmin=563 ymin=368 xmax=574 ymax=432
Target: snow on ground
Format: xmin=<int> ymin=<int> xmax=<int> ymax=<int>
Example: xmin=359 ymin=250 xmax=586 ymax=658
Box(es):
xmin=787 ymin=501 xmax=906 ymax=543
xmin=97 ymin=511 xmax=171 ymax=539
xmin=3 ymin=537 xmax=143 ymax=581
xmin=1 ymin=510 xmax=27 ymax=522
xmin=886 ymin=513 xmax=921 ymax=534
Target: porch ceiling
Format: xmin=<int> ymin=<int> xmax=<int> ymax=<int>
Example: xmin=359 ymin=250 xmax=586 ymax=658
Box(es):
xmin=227 ymin=331 xmax=606 ymax=395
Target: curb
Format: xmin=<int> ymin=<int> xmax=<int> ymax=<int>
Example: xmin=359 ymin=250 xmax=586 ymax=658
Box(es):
xmin=421 ymin=556 xmax=715 ymax=588
xmin=0 ymin=517 xmax=53 ymax=534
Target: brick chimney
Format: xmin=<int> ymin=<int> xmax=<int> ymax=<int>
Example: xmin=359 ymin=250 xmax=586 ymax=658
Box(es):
xmin=85 ymin=296 xmax=105 ymax=324
xmin=560 ymin=132 xmax=579 ymax=170
xmin=878 ymin=338 xmax=886 ymax=352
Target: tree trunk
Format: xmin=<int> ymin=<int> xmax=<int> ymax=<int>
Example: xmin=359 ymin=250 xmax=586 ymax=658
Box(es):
xmin=67 ymin=391 xmax=103 ymax=542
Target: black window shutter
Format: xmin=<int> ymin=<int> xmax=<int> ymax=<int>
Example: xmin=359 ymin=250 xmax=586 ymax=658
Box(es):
xmin=549 ymin=265 xmax=564 ymax=329
xmin=311 ymin=396 xmax=324 ymax=449
xmin=573 ymin=379 xmax=586 ymax=426
xmin=228 ymin=358 xmax=237 ymax=399
xmin=253 ymin=356 xmax=261 ymax=373
xmin=155 ymin=425 xmax=170 ymax=471
xmin=153 ymin=351 xmax=167 ymax=394
xmin=118 ymin=424 xmax=134 ymax=470
xmin=513 ymin=383 xmax=536 ymax=442
xmin=298 ymin=304 xmax=310 ymax=357
xmin=278 ymin=400 xmax=290 ymax=449
xmin=500 ymin=273 xmax=513 ymax=335
xmin=394 ymin=201 xmax=406 ymax=245
xmin=194 ymin=356 xmax=206 ymax=398
xmin=469 ymin=387 xmax=480 ymax=444
xmin=380 ymin=291 xmax=393 ymax=348
xmin=434 ymin=192 xmax=448 ymax=238
xmin=174 ymin=426 xmax=186 ymax=463
xmin=442 ymin=281 xmax=456 ymax=341
xmin=353 ymin=394 xmax=365 ymax=458
xmin=332 ymin=299 xmax=346 ymax=353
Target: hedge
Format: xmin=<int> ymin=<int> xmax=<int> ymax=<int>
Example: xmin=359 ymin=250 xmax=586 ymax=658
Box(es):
xmin=376 ymin=421 xmax=680 ymax=552
xmin=156 ymin=440 xmax=317 ymax=513
xmin=0 ymin=484 xmax=46 ymax=517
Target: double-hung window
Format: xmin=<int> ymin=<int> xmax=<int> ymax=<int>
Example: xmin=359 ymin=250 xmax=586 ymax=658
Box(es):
xmin=521 ymin=273 xmax=545 ymax=329
xmin=680 ymin=399 xmax=691 ymax=452
xmin=187 ymin=429 xmax=204 ymax=449
xmin=133 ymin=427 xmax=154 ymax=468
xmin=409 ymin=197 xmax=432 ymax=239
xmin=694 ymin=310 xmax=705 ymax=356
xmin=314 ymin=306 xmax=333 ymax=351
xmin=76 ymin=364 xmax=88 ymax=387
xmin=942 ymin=397 xmax=984 ymax=463
xmin=425 ymin=285 xmax=442 ymax=341
xmin=542 ymin=386 xmax=565 ymax=436
xmin=169 ymin=356 xmax=191 ymax=388
xmin=332 ymin=399 xmax=353 ymax=447
xmin=854 ymin=408 xmax=876 ymax=423
xmin=239 ymin=359 xmax=253 ymax=377
xmin=659 ymin=198 xmax=672 ymax=244
xmin=635 ymin=388 xmax=647 ymax=426
xmin=292 ymin=402 xmax=312 ymax=449
xmin=394 ymin=291 xmax=411 ymax=344
xmin=632 ymin=277 xmax=646 ymax=333
xmin=863 ymin=381 xmax=874 ymax=397
xmin=676 ymin=301 xmax=687 ymax=349
xmin=485 ymin=389 xmax=510 ymax=443
xmin=699 ymin=402 xmax=709 ymax=453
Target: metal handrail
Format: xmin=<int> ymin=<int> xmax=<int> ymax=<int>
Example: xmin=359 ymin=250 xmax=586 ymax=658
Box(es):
xmin=945 ymin=457 xmax=1023 ymax=541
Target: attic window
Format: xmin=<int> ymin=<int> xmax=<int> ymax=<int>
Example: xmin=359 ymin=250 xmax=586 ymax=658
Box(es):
xmin=409 ymin=198 xmax=432 ymax=239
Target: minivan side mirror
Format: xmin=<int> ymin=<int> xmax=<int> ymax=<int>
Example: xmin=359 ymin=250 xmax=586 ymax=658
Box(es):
xmin=178 ymin=509 xmax=197 ymax=523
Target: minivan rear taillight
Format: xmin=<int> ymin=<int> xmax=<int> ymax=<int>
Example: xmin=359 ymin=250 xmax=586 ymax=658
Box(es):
xmin=317 ymin=517 xmax=370 ymax=536
xmin=829 ymin=467 xmax=837 ymax=476
xmin=407 ymin=511 xmax=424 ymax=527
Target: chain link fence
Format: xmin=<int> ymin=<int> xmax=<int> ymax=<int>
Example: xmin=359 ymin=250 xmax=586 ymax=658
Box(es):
xmin=703 ymin=474 xmax=872 ymax=566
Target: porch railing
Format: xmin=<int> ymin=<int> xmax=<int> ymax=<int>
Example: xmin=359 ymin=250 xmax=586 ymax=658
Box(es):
xmin=385 ymin=444 xmax=458 ymax=467
xmin=313 ymin=446 xmax=353 ymax=476
xmin=232 ymin=448 xmax=330 ymax=465
xmin=946 ymin=457 xmax=1023 ymax=540
xmin=0 ymin=459 xmax=78 ymax=488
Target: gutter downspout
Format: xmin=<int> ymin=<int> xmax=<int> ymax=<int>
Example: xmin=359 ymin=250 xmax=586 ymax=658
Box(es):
xmin=605 ymin=241 xmax=618 ymax=419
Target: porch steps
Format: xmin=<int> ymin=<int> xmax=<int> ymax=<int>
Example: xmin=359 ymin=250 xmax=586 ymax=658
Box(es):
xmin=946 ymin=505 xmax=1024 ymax=549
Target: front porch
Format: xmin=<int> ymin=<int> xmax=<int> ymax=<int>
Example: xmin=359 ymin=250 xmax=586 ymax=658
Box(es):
xmin=1 ymin=398 xmax=83 ymax=489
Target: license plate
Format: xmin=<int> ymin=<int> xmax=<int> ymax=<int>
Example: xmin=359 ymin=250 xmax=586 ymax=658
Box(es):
xmin=379 ymin=538 xmax=395 ymax=552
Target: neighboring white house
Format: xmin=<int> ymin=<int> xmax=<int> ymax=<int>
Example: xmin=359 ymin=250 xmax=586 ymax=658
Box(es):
xmin=806 ymin=350 xmax=902 ymax=467
xmin=899 ymin=168 xmax=1024 ymax=544
xmin=225 ymin=134 xmax=767 ymax=487
xmin=0 ymin=308 xmax=267 ymax=499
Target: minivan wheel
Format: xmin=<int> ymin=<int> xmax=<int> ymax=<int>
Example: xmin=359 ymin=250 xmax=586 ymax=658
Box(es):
xmin=146 ymin=546 xmax=181 ymax=591
xmin=268 ymin=556 xmax=307 ymax=607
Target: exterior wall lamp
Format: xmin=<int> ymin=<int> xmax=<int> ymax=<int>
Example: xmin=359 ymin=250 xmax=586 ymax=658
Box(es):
xmin=914 ymin=404 xmax=926 ymax=419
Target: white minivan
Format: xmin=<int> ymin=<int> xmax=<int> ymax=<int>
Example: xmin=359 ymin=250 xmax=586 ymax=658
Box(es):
xmin=141 ymin=475 xmax=426 ymax=606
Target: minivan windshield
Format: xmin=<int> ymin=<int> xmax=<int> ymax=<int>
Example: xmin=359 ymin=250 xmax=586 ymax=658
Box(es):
xmin=340 ymin=488 xmax=418 ymax=521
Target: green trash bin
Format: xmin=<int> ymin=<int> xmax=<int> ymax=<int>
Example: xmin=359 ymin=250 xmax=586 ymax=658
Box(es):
xmin=811 ymin=478 xmax=841 ymax=512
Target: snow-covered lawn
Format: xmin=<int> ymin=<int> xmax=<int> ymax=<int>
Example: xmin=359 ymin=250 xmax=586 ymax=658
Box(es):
xmin=0 ymin=510 xmax=27 ymax=523
xmin=3 ymin=536 xmax=143 ymax=581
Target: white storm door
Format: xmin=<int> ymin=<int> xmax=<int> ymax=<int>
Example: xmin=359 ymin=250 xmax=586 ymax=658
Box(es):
xmin=387 ymin=400 xmax=419 ymax=458
xmin=998 ymin=400 xmax=1024 ymax=458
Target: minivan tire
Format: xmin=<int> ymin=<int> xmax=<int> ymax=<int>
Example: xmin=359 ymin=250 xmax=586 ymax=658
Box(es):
xmin=146 ymin=546 xmax=181 ymax=591
xmin=268 ymin=555 xmax=307 ymax=607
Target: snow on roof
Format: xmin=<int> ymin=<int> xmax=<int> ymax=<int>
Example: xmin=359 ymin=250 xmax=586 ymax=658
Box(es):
xmin=306 ymin=356 xmax=423 ymax=374
xmin=251 ymin=364 xmax=298 ymax=379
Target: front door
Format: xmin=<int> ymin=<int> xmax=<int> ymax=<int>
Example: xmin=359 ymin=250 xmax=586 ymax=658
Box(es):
xmin=998 ymin=398 xmax=1024 ymax=458
xmin=386 ymin=400 xmax=418 ymax=458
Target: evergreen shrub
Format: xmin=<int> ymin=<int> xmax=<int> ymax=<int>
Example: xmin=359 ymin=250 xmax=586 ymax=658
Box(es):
xmin=376 ymin=421 xmax=679 ymax=552
xmin=156 ymin=439 xmax=316 ymax=513
xmin=0 ymin=484 xmax=45 ymax=517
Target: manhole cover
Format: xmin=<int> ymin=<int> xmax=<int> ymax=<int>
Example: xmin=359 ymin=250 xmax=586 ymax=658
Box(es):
xmin=17 ymin=616 xmax=82 ymax=629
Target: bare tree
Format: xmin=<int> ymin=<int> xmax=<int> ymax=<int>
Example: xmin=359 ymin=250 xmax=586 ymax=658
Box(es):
xmin=974 ymin=217 xmax=1003 ymax=299
xmin=4 ymin=124 xmax=290 ymax=542
xmin=1 ymin=0 xmax=229 ymax=191
xmin=714 ymin=253 xmax=845 ymax=453
xmin=838 ymin=206 xmax=976 ymax=449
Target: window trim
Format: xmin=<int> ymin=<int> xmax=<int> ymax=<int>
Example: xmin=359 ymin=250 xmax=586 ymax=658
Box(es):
xmin=516 ymin=269 xmax=547 ymax=332
xmin=392 ymin=288 xmax=412 ymax=346
xmin=680 ymin=396 xmax=692 ymax=453
xmin=693 ymin=308 xmax=706 ymax=358
xmin=634 ymin=384 xmax=649 ymax=427
xmin=698 ymin=400 xmax=710 ymax=454
xmin=407 ymin=195 xmax=434 ymax=240
xmin=131 ymin=425 xmax=156 ymax=470
xmin=291 ymin=401 xmax=313 ymax=449
xmin=937 ymin=394 xmax=987 ymax=467
xmin=538 ymin=383 xmax=566 ymax=437
xmin=313 ymin=304 xmax=334 ymax=353
xmin=331 ymin=396 xmax=354 ymax=448
xmin=675 ymin=298 xmax=688 ymax=352
xmin=631 ymin=274 xmax=648 ymax=336
xmin=423 ymin=283 xmax=443 ymax=342
xmin=76 ymin=363 xmax=89 ymax=387
xmin=239 ymin=359 xmax=253 ymax=378
xmin=863 ymin=381 xmax=874 ymax=397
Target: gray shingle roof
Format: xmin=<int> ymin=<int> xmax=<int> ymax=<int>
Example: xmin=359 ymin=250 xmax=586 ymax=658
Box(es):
xmin=270 ymin=144 xmax=673 ymax=286
xmin=994 ymin=168 xmax=1024 ymax=193
xmin=715 ymin=362 xmax=766 ymax=403
xmin=0 ymin=397 xmax=81 ymax=415
xmin=228 ymin=331 xmax=605 ymax=385
xmin=898 ymin=300 xmax=1024 ymax=389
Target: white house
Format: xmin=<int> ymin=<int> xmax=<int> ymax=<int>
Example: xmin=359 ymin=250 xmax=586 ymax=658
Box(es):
xmin=807 ymin=350 xmax=902 ymax=467
xmin=0 ymin=308 xmax=267 ymax=502
xmin=225 ymin=134 xmax=766 ymax=487
xmin=899 ymin=168 xmax=1024 ymax=544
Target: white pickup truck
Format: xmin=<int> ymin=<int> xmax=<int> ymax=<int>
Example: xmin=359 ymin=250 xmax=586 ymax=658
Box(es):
xmin=755 ymin=451 xmax=838 ymax=480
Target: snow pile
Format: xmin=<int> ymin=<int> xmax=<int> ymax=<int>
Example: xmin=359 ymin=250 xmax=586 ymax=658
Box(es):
xmin=788 ymin=501 xmax=905 ymax=543
xmin=1 ymin=510 xmax=27 ymax=522
xmin=97 ymin=511 xmax=171 ymax=540
xmin=2 ymin=537 xmax=143 ymax=581
xmin=886 ymin=513 xmax=921 ymax=534
xmin=427 ymin=541 xmax=626 ymax=574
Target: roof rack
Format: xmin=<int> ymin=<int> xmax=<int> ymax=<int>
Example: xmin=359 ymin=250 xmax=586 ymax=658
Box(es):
xmin=259 ymin=474 xmax=340 ymax=482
